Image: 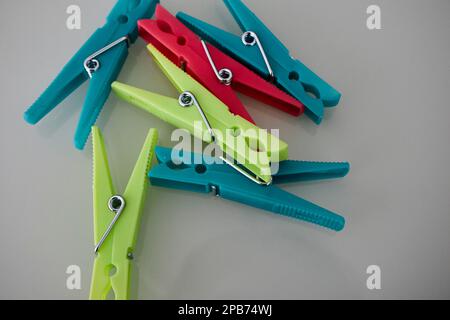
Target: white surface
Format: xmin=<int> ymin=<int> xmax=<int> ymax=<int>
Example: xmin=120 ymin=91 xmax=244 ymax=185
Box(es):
xmin=0 ymin=0 xmax=449 ymax=299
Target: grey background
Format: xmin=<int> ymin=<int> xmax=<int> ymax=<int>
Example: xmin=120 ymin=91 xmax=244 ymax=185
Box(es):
xmin=0 ymin=0 xmax=449 ymax=300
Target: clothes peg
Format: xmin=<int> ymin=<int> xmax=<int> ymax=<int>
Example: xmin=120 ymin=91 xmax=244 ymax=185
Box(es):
xmin=149 ymin=147 xmax=349 ymax=231
xmin=177 ymin=0 xmax=341 ymax=124
xmin=90 ymin=126 xmax=158 ymax=300
xmin=112 ymin=44 xmax=289 ymax=184
xmin=137 ymin=4 xmax=304 ymax=124
xmin=23 ymin=0 xmax=159 ymax=150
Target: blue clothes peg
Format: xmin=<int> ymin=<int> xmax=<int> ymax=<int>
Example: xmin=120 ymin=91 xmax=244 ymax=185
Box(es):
xmin=177 ymin=0 xmax=341 ymax=124
xmin=149 ymin=147 xmax=350 ymax=231
xmin=24 ymin=0 xmax=159 ymax=150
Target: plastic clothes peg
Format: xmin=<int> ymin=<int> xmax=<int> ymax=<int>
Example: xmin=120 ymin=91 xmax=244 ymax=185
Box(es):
xmin=24 ymin=0 xmax=159 ymax=149
xmin=90 ymin=126 xmax=158 ymax=300
xmin=177 ymin=0 xmax=341 ymax=124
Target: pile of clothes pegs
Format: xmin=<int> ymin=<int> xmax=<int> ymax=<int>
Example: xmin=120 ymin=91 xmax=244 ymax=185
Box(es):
xmin=24 ymin=0 xmax=349 ymax=300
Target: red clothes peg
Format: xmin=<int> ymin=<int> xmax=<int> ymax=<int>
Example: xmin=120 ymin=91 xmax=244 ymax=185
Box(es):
xmin=138 ymin=4 xmax=304 ymax=124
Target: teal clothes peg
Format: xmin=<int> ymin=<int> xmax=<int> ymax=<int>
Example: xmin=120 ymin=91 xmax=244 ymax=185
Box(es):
xmin=177 ymin=0 xmax=341 ymax=124
xmin=149 ymin=147 xmax=350 ymax=231
xmin=24 ymin=0 xmax=159 ymax=150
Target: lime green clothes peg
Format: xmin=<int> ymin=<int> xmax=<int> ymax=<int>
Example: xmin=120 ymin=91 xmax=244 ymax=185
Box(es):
xmin=90 ymin=126 xmax=158 ymax=300
xmin=112 ymin=44 xmax=288 ymax=184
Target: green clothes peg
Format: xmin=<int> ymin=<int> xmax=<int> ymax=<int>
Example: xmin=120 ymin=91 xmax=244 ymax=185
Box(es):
xmin=112 ymin=44 xmax=289 ymax=184
xmin=90 ymin=126 xmax=158 ymax=300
